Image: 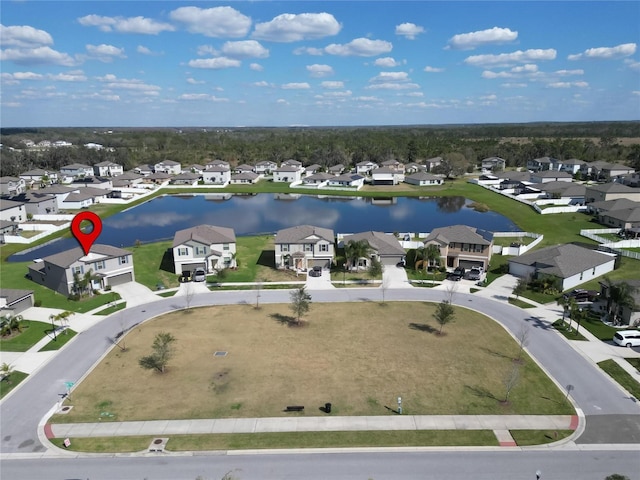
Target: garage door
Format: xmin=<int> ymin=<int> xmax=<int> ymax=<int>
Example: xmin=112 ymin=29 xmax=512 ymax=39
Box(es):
xmin=380 ymin=256 xmax=400 ymax=266
xmin=108 ymin=272 xmax=133 ymax=286
xmin=181 ymin=262 xmax=206 ymax=274
xmin=310 ymin=259 xmax=331 ymax=269
xmin=458 ymin=260 xmax=485 ymax=270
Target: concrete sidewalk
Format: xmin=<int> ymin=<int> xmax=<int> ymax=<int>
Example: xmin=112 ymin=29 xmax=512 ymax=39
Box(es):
xmin=48 ymin=414 xmax=578 ymax=438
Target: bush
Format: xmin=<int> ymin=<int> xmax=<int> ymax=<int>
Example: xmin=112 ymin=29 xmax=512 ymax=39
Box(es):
xmin=104 ymin=285 xmax=112 ymax=291
xmin=34 ymin=300 xmax=42 ymax=307
xmin=68 ymin=294 xmax=80 ymax=301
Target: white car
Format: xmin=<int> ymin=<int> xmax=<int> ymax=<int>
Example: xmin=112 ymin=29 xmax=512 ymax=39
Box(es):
xmin=192 ymin=268 xmax=206 ymax=282
xmin=613 ymin=330 xmax=640 ymax=348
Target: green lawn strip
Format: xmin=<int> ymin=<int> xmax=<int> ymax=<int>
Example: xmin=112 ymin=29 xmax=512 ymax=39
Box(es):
xmin=49 ymin=430 xmax=499 ymax=453
xmin=38 ymin=330 xmax=77 ymax=351
xmin=0 ymin=371 xmax=28 ymax=399
xmin=551 ymin=320 xmax=588 ymax=341
xmin=126 ymin=240 xmax=178 ymax=290
xmin=597 ymin=359 xmax=640 ymax=398
xmin=0 ymin=321 xmax=51 ymax=352
xmin=485 ymin=254 xmax=510 ymax=285
xmin=579 ymin=313 xmax=618 ymax=341
xmin=94 ymin=303 xmax=127 ymax=315
xmin=508 ymin=297 xmax=536 ymax=309
xmin=157 ymin=290 xmax=177 ymax=297
xmin=626 ymin=358 xmax=640 ymax=371
xmin=509 ymin=430 xmax=574 ymax=446
xmin=405 ymin=269 xmax=447 ymax=282
xmin=209 ymin=284 xmax=303 ymax=291
xmin=519 ymin=289 xmax=558 ymax=305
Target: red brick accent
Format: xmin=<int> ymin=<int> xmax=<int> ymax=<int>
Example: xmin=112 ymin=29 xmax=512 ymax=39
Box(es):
xmin=569 ymin=415 xmax=579 ymax=430
xmin=44 ymin=423 xmax=55 ymax=439
xmin=499 ymin=441 xmax=518 ymax=447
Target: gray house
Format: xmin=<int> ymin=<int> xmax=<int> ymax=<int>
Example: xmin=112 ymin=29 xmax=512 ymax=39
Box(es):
xmin=172 ymin=224 xmax=237 ymax=274
xmin=342 ymin=231 xmax=406 ymax=267
xmin=0 ymin=289 xmax=35 ymax=317
xmin=274 ymin=225 xmax=335 ymax=270
xmin=28 ymin=244 xmax=135 ymax=296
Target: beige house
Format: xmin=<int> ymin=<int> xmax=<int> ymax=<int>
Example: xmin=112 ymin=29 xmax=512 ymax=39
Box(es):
xmin=585 ymin=183 xmax=640 ymax=203
xmin=274 ymin=225 xmax=335 ymax=270
xmin=172 ymin=224 xmax=237 ymax=274
xmin=423 ymin=225 xmax=494 ymax=270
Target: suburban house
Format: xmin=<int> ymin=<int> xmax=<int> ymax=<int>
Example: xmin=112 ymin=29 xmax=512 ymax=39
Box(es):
xmin=404 ymin=172 xmax=443 ymax=186
xmin=598 ymin=279 xmax=640 ymax=326
xmin=254 ymin=160 xmax=278 ymax=175
xmin=28 ymin=244 xmax=135 ymax=296
xmin=144 ymin=172 xmax=171 ymax=185
xmin=423 ymin=225 xmax=494 ymax=271
xmin=508 ymin=244 xmax=616 ymax=291
xmin=598 ymin=207 xmax=640 ymax=230
xmin=0 ymin=199 xmax=26 ymax=223
xmin=60 ymin=163 xmax=93 ymax=178
xmin=481 ymin=157 xmax=506 ymax=171
xmin=37 ymin=184 xmax=77 ymax=208
xmin=274 ymin=225 xmax=335 ymax=270
xmin=527 ymin=157 xmax=556 ymax=172
xmin=93 ymin=161 xmax=123 ymax=177
xmin=170 ymin=172 xmax=200 ymax=186
xmin=134 ymin=164 xmax=155 ymax=176
xmin=60 ymin=187 xmax=109 ymax=209
xmin=172 ymin=224 xmax=237 ymax=275
xmin=281 ymin=159 xmax=304 ymax=171
xmin=304 ymin=164 xmax=322 ymax=176
xmin=327 ymin=173 xmax=365 ymax=189
xmin=233 ymin=164 xmax=255 ymax=174
xmin=72 ymin=176 xmax=113 ymax=190
xmin=530 ymin=171 xmax=573 ymax=184
xmin=273 ymin=165 xmax=303 ymax=183
xmin=581 ymin=161 xmax=635 ymax=180
xmin=154 ymin=160 xmax=182 ymax=175
xmin=342 ymin=231 xmax=406 ymax=267
xmin=424 ymin=157 xmax=443 ymax=171
xmin=0 ymin=177 xmax=26 ymax=196
xmin=587 ymin=198 xmax=639 ymax=215
xmin=230 ymin=172 xmax=260 ymax=184
xmin=6 ymin=192 xmax=58 ymax=215
xmin=372 ymin=167 xmax=404 ymax=185
xmin=111 ymin=171 xmax=143 ymax=188
xmin=381 ymin=159 xmax=405 ymax=173
xmin=535 ymin=181 xmax=586 ymax=204
xmin=585 ymin=183 xmax=640 ymax=203
xmin=20 ymin=169 xmax=59 ymax=186
xmin=328 ymin=164 xmax=345 ymax=175
xmin=202 ymin=165 xmax=231 ymax=185
xmin=190 ymin=164 xmax=205 ymax=174
xmin=0 ymin=289 xmax=35 ymax=317
xmin=302 ymin=172 xmax=334 ymax=187
xmin=356 ymin=160 xmax=378 ymax=175
xmin=556 ymin=158 xmax=585 ymax=175
xmin=205 ymin=159 xmax=230 ymax=170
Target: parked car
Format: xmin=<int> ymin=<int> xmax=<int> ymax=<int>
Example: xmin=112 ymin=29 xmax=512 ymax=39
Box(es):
xmin=613 ymin=330 xmax=640 ymax=348
xmin=308 ymin=266 xmax=322 ymax=277
xmin=465 ymin=267 xmax=483 ymax=281
xmin=193 ymin=268 xmax=206 ymax=282
xmin=447 ymin=267 xmax=465 ymax=281
xmin=563 ymin=289 xmax=598 ymax=302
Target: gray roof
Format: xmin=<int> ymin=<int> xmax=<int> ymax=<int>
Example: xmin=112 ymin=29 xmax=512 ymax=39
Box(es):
xmin=276 ymin=165 xmax=300 ymax=173
xmin=40 ymin=185 xmax=77 ymax=194
xmin=117 ymin=171 xmax=143 ymax=180
xmin=343 ymin=231 xmax=405 ymax=256
xmin=424 ymin=225 xmax=493 ymax=246
xmin=40 ymin=244 xmax=132 ymax=268
xmin=357 ymin=160 xmax=378 ymax=166
xmin=586 ymin=183 xmax=637 ymax=194
xmin=171 ymin=172 xmax=200 ymax=180
xmin=20 ymin=169 xmax=49 ymax=176
xmin=509 ymin=244 xmax=614 ymax=279
xmin=536 ymin=181 xmax=586 ymax=197
xmin=305 ymin=164 xmax=322 ymax=171
xmin=405 ymin=172 xmax=441 ymax=181
xmin=231 ymin=171 xmax=259 ymax=181
xmin=304 ymin=172 xmax=334 ymax=182
xmin=532 ymin=170 xmax=572 ymax=178
xmin=372 ymin=166 xmax=399 ymax=174
xmin=496 ymin=171 xmax=531 ymax=182
xmin=0 ymin=289 xmax=34 ymax=306
xmin=0 ymin=199 xmax=25 ymax=210
xmin=205 ymin=165 xmax=230 ymax=172
xmin=235 ymin=164 xmax=254 ymax=171
xmin=601 ymin=207 xmax=640 ymax=223
xmin=588 ymin=198 xmax=639 ymax=212
xmin=172 ymin=224 xmax=236 ymax=248
xmin=0 ymin=176 xmax=21 ymax=183
xmin=94 ymin=161 xmax=120 ymax=167
xmin=331 ymin=173 xmax=364 ymax=182
xmin=560 ymin=158 xmax=585 ymax=166
xmin=63 ymin=191 xmax=97 ymax=202
xmin=274 ymin=225 xmax=334 ymax=244
xmin=157 ymin=159 xmax=180 ymax=166
xmin=531 ymin=156 xmax=556 ymax=164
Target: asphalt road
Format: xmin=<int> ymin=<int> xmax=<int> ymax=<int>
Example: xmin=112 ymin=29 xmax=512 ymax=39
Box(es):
xmin=2 ymin=287 xmax=640 ymax=477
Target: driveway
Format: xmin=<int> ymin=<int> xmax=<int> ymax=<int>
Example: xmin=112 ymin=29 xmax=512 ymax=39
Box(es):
xmin=382 ymin=264 xmax=410 ymax=288
xmin=111 ymin=282 xmax=160 ymax=307
xmin=305 ymin=269 xmax=334 ymax=290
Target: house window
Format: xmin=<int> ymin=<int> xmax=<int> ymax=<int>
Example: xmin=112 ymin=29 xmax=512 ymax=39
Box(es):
xmin=178 ymin=248 xmax=188 ymax=256
xmin=94 ymin=260 xmax=105 ymax=270
xmin=223 ymin=243 xmax=230 ymax=251
xmin=281 ymin=244 xmax=289 ymax=252
xmin=319 ymin=244 xmax=329 ymax=252
xmin=195 ymin=246 xmax=206 ymax=256
xmin=119 ymin=256 xmax=128 ymax=265
xmin=72 ymin=265 xmax=84 ymax=275
xmin=304 ymin=244 xmax=313 ymax=252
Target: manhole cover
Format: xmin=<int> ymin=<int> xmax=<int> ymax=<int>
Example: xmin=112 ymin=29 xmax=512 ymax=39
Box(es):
xmin=214 ymin=351 xmax=228 ymax=357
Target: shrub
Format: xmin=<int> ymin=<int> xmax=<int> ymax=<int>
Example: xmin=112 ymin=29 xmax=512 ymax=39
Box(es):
xmin=34 ymin=300 xmax=42 ymax=307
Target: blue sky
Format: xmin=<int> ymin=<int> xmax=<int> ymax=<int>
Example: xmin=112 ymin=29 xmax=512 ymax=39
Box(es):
xmin=1 ymin=1 xmax=639 ymax=127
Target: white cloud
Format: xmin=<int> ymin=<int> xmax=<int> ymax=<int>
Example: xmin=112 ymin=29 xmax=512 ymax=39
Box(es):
xmin=632 ymin=91 xmax=640 ymax=96
xmin=221 ymin=40 xmax=268 ymax=59
xmin=178 ymin=93 xmax=228 ymax=102
xmin=465 ymin=49 xmax=556 ymax=67
xmin=321 ymin=81 xmax=344 ymax=89
xmin=501 ymin=83 xmax=527 ymax=88
xmin=86 ymin=44 xmax=126 ymax=62
xmin=2 ymin=71 xmax=43 ymax=81
xmin=96 ymin=74 xmax=161 ymax=94
xmin=276 ymin=98 xmax=289 ymax=104
xmin=293 ymin=46 xmax=324 ymax=56
xmin=0 ymin=46 xmax=76 ymax=66
xmin=366 ymin=82 xmax=420 ymax=90
xmin=48 ymin=70 xmax=87 ymax=82
xmin=170 ymin=6 xmax=251 ymax=38
xmin=253 ymin=81 xmax=270 ymax=87
xmin=78 ymin=15 xmax=174 ymax=35
xmin=249 ymin=63 xmax=264 ymax=71
xmin=137 ymin=45 xmax=152 ymax=55
xmin=0 ymin=25 xmax=53 ymax=47
xmin=306 ymin=64 xmax=334 ymax=77
xmin=568 ymin=43 xmax=636 ymax=60
xmin=624 ymin=59 xmax=640 ymax=71
xmin=510 ymin=64 xmax=538 ymax=74
xmin=281 ymin=82 xmax=311 ymax=89
xmin=325 ymin=38 xmax=392 ymax=57
xmin=187 ymin=57 xmax=241 ymax=69
xmin=186 ymin=78 xmax=205 ymax=85
xmin=197 ymin=45 xmax=218 ymax=56
xmin=447 ymin=27 xmax=517 ymax=50
xmin=395 ymin=23 xmax=424 ymax=40
xmin=370 ymin=71 xmax=410 ymax=83
xmin=423 ymin=66 xmax=444 ymax=73
xmin=547 ymin=81 xmax=589 ymax=88
xmin=252 ymin=12 xmax=341 ymax=42
xmin=405 ymin=92 xmax=424 ymax=97
xmin=355 ymin=96 xmax=380 ymax=102
xmin=374 ymin=57 xmax=400 ymax=67
xmin=322 ymin=90 xmax=352 ymax=97
xmin=554 ymin=69 xmax=584 ymax=76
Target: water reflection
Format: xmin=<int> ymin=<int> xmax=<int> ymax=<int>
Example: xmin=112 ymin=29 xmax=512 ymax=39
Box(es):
xmin=435 ymin=196 xmax=466 ymax=213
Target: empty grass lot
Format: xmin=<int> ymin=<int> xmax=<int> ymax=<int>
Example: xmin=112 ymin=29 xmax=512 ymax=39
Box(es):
xmin=53 ymin=302 xmax=573 ymax=424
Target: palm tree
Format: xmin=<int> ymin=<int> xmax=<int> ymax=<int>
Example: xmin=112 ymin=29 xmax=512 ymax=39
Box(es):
xmin=344 ymin=239 xmax=373 ymax=271
xmin=607 ymin=281 xmax=637 ymax=325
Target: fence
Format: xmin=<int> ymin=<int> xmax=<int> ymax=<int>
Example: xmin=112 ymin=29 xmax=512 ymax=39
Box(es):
xmin=580 ymin=228 xmax=640 ymax=260
xmin=492 ymin=232 xmax=544 ymax=256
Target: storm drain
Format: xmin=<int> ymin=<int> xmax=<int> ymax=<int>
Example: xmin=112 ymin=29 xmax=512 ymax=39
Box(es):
xmin=148 ymin=437 xmax=169 ymax=452
xmin=57 ymin=406 xmax=73 ymax=414
xmin=214 ymin=351 xmax=228 ymax=357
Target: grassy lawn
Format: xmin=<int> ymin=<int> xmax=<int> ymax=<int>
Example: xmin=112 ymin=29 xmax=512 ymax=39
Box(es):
xmin=508 ymin=298 xmax=536 ymax=309
xmin=509 ymin=430 xmax=574 ymax=446
xmin=493 ymin=236 xmax=537 ymax=247
xmin=551 ymin=320 xmax=588 ymax=341
xmin=626 ymin=358 xmax=640 ymax=371
xmin=53 ymin=302 xmax=573 ymax=425
xmin=405 ymin=269 xmax=447 ymax=282
xmin=0 ymin=320 xmax=51 ymax=352
xmin=519 ymin=288 xmax=558 ymax=305
xmin=94 ymin=302 xmax=127 ymax=315
xmin=50 ymin=430 xmax=499 ymax=453
xmin=127 ymin=240 xmax=179 ymax=290
xmin=0 ymin=371 xmax=28 ymax=399
xmin=578 ymin=312 xmax=618 ymax=341
xmin=598 ymin=359 xmax=640 ymax=398
xmin=38 ymin=329 xmax=77 ymax=351
xmin=485 ymin=254 xmax=509 ymax=285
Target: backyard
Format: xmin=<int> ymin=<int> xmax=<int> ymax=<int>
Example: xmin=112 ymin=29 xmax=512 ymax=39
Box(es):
xmin=53 ymin=302 xmax=574 ymax=425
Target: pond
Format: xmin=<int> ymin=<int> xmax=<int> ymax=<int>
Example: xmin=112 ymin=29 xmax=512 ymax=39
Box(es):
xmin=10 ymin=193 xmax=520 ymax=261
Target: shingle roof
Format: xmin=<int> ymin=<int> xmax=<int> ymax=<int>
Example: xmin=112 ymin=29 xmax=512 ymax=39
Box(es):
xmin=587 ymin=183 xmax=637 ymax=194
xmin=601 ymin=207 xmax=640 ymax=223
xmin=509 ymin=244 xmax=614 ymax=278
xmin=172 ymin=225 xmax=236 ymax=248
xmin=343 ymin=231 xmax=405 ymax=256
xmin=406 ymin=172 xmax=441 ymax=181
xmin=588 ymin=198 xmax=639 ymax=212
xmin=0 ymin=199 xmax=25 ymax=210
xmin=304 ymin=172 xmax=334 ymax=182
xmin=274 ymin=225 xmax=334 ymax=244
xmin=0 ymin=289 xmax=33 ymax=306
xmin=532 ymin=170 xmax=572 ymax=178
xmin=231 ymin=171 xmax=259 ymax=181
xmin=424 ymin=225 xmax=493 ymax=246
xmin=41 ymin=244 xmax=132 ymax=268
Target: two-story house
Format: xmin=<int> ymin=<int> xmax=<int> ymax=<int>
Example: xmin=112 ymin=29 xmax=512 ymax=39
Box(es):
xmin=154 ymin=160 xmax=182 ymax=175
xmin=372 ymin=167 xmax=404 ymax=185
xmin=527 ymin=157 xmax=556 ymax=172
xmin=93 ymin=161 xmax=124 ymax=177
xmin=274 ymin=225 xmax=335 ymax=270
xmin=133 ymin=164 xmax=155 ymax=176
xmin=5 ymin=192 xmax=58 ymax=215
xmin=28 ymin=244 xmax=135 ymax=296
xmin=254 ymin=160 xmax=278 ymax=175
xmin=0 ymin=199 xmax=26 ymax=223
xmin=356 ymin=160 xmax=378 ymax=175
xmin=585 ymin=183 xmax=640 ymax=204
xmin=273 ymin=165 xmax=303 ymax=183
xmin=20 ymin=169 xmax=59 ymax=187
xmin=172 ymin=224 xmax=237 ymax=275
xmin=0 ymin=177 xmax=26 ymax=196
xmin=481 ymin=157 xmax=506 ymax=172
xmin=202 ymin=165 xmax=231 ymax=185
xmin=423 ymin=224 xmax=494 ymax=271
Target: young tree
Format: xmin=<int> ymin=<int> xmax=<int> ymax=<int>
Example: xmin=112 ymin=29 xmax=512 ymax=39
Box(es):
xmin=289 ymin=286 xmax=312 ymax=325
xmin=502 ymin=363 xmax=521 ymax=403
xmin=433 ymin=300 xmax=455 ymax=334
xmin=513 ymin=277 xmax=528 ymax=300
xmin=139 ymin=332 xmax=176 ymax=374
xmin=0 ymin=362 xmax=14 ymax=383
xmin=515 ymin=325 xmax=530 ymax=363
xmin=368 ymin=257 xmax=382 ymax=278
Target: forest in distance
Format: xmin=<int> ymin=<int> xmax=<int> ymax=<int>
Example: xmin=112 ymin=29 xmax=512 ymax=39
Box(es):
xmin=1 ymin=121 xmax=639 ymax=177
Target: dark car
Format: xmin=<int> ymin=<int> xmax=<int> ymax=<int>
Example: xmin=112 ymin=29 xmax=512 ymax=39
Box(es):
xmin=563 ymin=289 xmax=598 ymax=302
xmin=309 ymin=266 xmax=322 ymax=277
xmin=447 ymin=267 xmax=465 ymax=281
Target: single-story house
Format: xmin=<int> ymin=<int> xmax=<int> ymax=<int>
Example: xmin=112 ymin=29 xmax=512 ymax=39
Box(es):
xmin=5 ymin=192 xmax=58 ymax=215
xmin=342 ymin=231 xmax=406 ymax=267
xmin=93 ymin=161 xmax=123 ymax=177
xmin=556 ymin=158 xmax=585 ymax=175
xmin=20 ymin=169 xmax=59 ymax=186
xmin=598 ymin=207 xmax=640 ymax=230
xmin=0 ymin=177 xmax=26 ymax=196
xmin=587 ymin=198 xmax=639 ymax=215
xmin=372 ymin=167 xmax=404 ymax=185
xmin=423 ymin=225 xmax=494 ymax=271
xmin=37 ymin=184 xmax=78 ymax=208
xmin=530 ymin=171 xmax=573 ymax=184
xmin=143 ymin=172 xmax=171 ymax=185
xmin=585 ymin=183 xmax=640 ymax=204
xmin=170 ymin=172 xmax=200 ymax=186
xmin=527 ymin=156 xmax=556 ymax=172
xmin=328 ymin=164 xmax=345 ymax=175
xmin=598 ymin=279 xmax=640 ymax=326
xmin=302 ymin=172 xmax=334 ymax=187
xmin=535 ymin=181 xmax=586 ymax=204
xmin=72 ymin=176 xmax=113 ymax=190
xmin=230 ymin=171 xmax=259 ymax=184
xmin=28 ymin=244 xmax=135 ymax=296
xmin=304 ymin=164 xmax=322 ymax=176
xmin=272 ymin=166 xmax=303 ymax=183
xmin=404 ymin=172 xmax=443 ymax=186
xmin=508 ymin=244 xmax=616 ymax=291
xmin=274 ymin=225 xmax=335 ymax=270
xmin=202 ymin=166 xmax=231 ymax=185
xmin=356 ymin=161 xmax=378 ymax=175
xmin=0 ymin=199 xmax=26 ymax=223
xmin=0 ymin=289 xmax=35 ymax=317
xmin=172 ymin=224 xmax=237 ymax=274
xmin=190 ymin=164 xmax=205 ymax=174
xmin=133 ymin=164 xmax=155 ymax=176
xmin=111 ymin=171 xmax=143 ymax=188
xmin=233 ymin=164 xmax=255 ymax=174
xmin=327 ymin=173 xmax=365 ymax=189
xmin=404 ymin=162 xmax=424 ymax=174
xmin=60 ymin=163 xmax=93 ymax=178
xmin=154 ymin=160 xmax=182 ymax=175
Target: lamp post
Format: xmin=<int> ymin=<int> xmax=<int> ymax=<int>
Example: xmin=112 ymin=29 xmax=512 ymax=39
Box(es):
xmin=397 ymin=396 xmax=402 ymax=415
xmin=343 ymin=263 xmax=346 ymax=285
xmin=49 ymin=314 xmax=57 ymax=341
